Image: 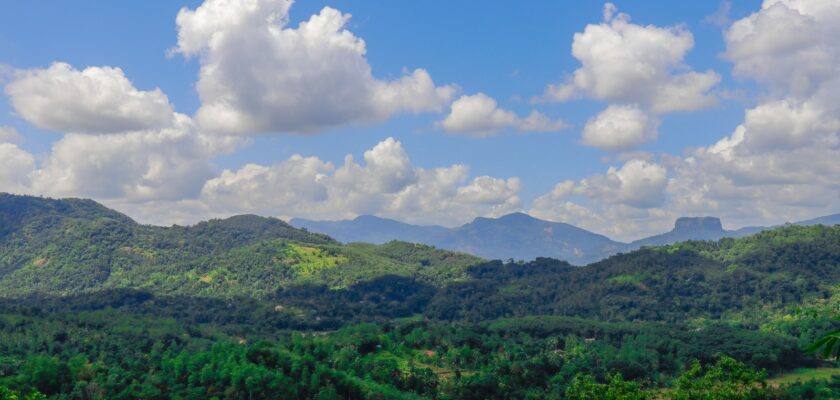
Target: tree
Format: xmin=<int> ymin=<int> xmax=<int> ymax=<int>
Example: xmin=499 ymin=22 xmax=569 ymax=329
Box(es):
xmin=807 ymin=316 xmax=840 ymax=359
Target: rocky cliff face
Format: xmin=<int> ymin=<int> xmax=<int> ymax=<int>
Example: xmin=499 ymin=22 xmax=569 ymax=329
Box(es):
xmin=673 ymin=217 xmax=724 ymax=232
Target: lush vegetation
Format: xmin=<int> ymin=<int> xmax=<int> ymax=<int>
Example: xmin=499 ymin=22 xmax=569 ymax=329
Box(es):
xmin=0 ymin=305 xmax=837 ymax=399
xmin=0 ymin=194 xmax=838 ymax=398
xmin=0 ymin=194 xmax=483 ymax=298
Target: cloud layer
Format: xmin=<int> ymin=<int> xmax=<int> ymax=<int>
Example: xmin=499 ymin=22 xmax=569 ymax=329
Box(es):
xmin=201 ymin=137 xmax=521 ymax=225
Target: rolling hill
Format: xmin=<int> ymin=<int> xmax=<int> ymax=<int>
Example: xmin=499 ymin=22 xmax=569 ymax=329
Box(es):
xmin=0 ymin=193 xmax=483 ymax=298
xmin=3 ymin=192 xmax=838 ymax=327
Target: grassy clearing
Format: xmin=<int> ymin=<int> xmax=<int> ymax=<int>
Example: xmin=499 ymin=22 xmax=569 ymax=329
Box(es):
xmin=768 ymin=367 xmax=840 ymax=387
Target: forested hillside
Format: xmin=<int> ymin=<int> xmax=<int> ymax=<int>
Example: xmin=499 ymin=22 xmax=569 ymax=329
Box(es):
xmin=0 ymin=194 xmax=838 ymax=399
xmin=0 ymin=194 xmax=483 ymax=298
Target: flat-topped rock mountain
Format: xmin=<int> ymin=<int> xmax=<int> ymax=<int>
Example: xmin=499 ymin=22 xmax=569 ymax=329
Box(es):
xmin=625 ymin=216 xmax=729 ymax=250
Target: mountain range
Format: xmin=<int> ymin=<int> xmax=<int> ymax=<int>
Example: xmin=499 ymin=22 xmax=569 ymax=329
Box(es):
xmin=292 ymin=211 xmax=840 ymax=264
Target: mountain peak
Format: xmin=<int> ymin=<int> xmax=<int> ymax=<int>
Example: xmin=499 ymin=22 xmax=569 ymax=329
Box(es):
xmin=353 ymin=215 xmax=390 ymax=222
xmin=673 ymin=217 xmax=723 ymax=232
xmin=497 ymin=212 xmax=537 ymax=222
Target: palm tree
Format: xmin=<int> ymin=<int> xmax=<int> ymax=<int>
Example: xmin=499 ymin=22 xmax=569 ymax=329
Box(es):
xmin=807 ymin=316 xmax=840 ymax=359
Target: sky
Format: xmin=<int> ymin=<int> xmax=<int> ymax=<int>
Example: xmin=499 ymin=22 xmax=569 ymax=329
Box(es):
xmin=1 ymin=0 xmax=839 ymax=241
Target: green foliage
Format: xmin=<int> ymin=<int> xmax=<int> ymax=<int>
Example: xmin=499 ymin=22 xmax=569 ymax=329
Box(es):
xmin=808 ymin=316 xmax=840 ymax=359
xmin=0 ymin=195 xmax=483 ymax=298
xmin=563 ymin=373 xmax=651 ymax=400
xmin=0 ymin=386 xmax=46 ymax=400
xmin=671 ymin=356 xmax=770 ymax=400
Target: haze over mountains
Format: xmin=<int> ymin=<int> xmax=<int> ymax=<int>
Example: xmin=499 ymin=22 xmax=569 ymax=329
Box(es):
xmin=292 ymin=212 xmax=840 ymax=265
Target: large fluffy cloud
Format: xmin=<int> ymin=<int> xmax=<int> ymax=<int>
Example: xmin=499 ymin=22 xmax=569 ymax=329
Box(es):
xmin=440 ymin=93 xmax=568 ymax=136
xmin=539 ymin=3 xmax=720 ymax=113
xmin=531 ymin=159 xmax=670 ymax=240
xmin=31 ymin=114 xmax=236 ymax=202
xmin=201 ymin=137 xmax=521 ymax=225
xmin=175 ymin=0 xmax=457 ymax=135
xmin=5 ymin=63 xmax=174 ymax=134
xmin=725 ymin=0 xmax=840 ymax=97
xmin=581 ymin=105 xmax=659 ymax=151
xmin=2 ymin=60 xmax=242 ymax=204
xmin=0 ymin=143 xmax=35 ymax=194
xmin=537 ymin=3 xmax=720 ymax=152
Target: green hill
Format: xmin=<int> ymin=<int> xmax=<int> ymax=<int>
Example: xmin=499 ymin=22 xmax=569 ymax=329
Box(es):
xmin=425 ymin=224 xmax=840 ymax=323
xmin=0 ymin=194 xmax=483 ymax=298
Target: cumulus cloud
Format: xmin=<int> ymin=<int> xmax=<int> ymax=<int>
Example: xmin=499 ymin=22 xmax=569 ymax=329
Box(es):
xmin=439 ymin=93 xmax=568 ymax=136
xmin=0 ymin=143 xmax=36 ymax=194
xmin=1 ymin=61 xmax=243 ymax=204
xmin=537 ymin=3 xmax=720 ymax=113
xmin=530 ymin=159 xmax=670 ymax=240
xmin=536 ymin=159 xmax=668 ymax=210
xmin=725 ymin=0 xmax=840 ymax=97
xmin=201 ymin=137 xmax=521 ymax=225
xmin=581 ymin=105 xmax=659 ymax=151
xmin=175 ymin=0 xmax=457 ymax=135
xmin=31 ymin=114 xmax=237 ymax=202
xmin=5 ymin=63 xmax=174 ymax=134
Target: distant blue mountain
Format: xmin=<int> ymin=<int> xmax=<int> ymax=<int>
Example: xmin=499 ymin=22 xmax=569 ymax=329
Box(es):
xmin=293 ymin=212 xmax=622 ymax=265
xmin=433 ymin=212 xmax=622 ymax=265
xmin=290 ymin=215 xmax=447 ymax=245
xmin=291 ymin=212 xmax=840 ymax=265
xmin=797 ymin=213 xmax=840 ymax=226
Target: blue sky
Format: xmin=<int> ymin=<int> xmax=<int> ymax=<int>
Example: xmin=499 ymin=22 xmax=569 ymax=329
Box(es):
xmin=1 ymin=0 xmax=838 ymax=240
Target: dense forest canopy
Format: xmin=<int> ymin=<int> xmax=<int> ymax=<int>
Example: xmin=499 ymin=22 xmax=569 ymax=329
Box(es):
xmin=0 ymin=194 xmax=838 ymax=399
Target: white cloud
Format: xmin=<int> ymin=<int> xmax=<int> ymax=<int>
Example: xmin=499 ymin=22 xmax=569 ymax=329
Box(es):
xmin=0 ymin=143 xmax=36 ymax=194
xmin=0 ymin=126 xmax=22 ymax=144
xmin=1 ymin=61 xmax=244 ymax=204
xmin=5 ymin=63 xmax=174 ymax=134
xmin=440 ymin=93 xmax=567 ymax=136
xmin=200 ymin=137 xmax=521 ymax=225
xmin=32 ymin=113 xmax=239 ymax=202
xmin=725 ymin=0 xmax=840 ymax=97
xmin=571 ymin=159 xmax=668 ymax=209
xmin=538 ymin=3 xmax=719 ymax=113
xmin=581 ymin=105 xmax=659 ymax=151
xmin=530 ymin=159 xmax=670 ymax=240
xmin=175 ymin=0 xmax=457 ymax=135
